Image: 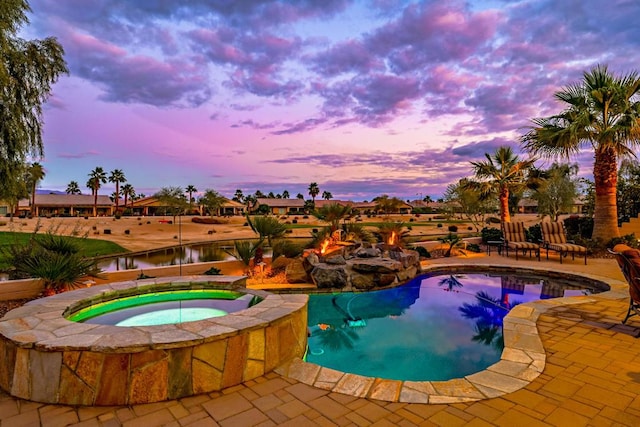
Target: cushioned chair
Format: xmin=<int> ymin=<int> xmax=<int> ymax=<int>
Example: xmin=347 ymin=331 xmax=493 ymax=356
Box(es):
xmin=610 ymin=244 xmax=640 ymax=324
xmin=540 ymin=221 xmax=587 ymax=264
xmin=502 ymin=222 xmax=540 ymax=261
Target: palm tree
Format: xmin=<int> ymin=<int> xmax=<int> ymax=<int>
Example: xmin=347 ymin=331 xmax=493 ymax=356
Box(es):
xmin=185 ymin=184 xmax=197 ymax=212
xmin=296 ymin=193 xmax=304 ymax=200
xmin=26 ymin=162 xmax=45 ymax=217
xmin=468 ymin=146 xmax=536 ymax=223
xmin=313 ymin=203 xmax=352 ymax=232
xmin=308 ymin=182 xmax=320 ymax=202
xmin=66 ymin=181 xmax=81 ymax=195
xmin=87 ymin=167 xmax=107 ymax=217
xmin=322 ymin=190 xmax=333 ymax=200
xmin=121 ymin=183 xmax=135 ymax=210
xmin=522 ymin=65 xmax=640 ymax=242
xmin=108 ymin=169 xmax=126 ymax=214
xmin=282 ymin=190 xmax=290 ymax=199
xmin=246 ymin=214 xmax=286 ymax=246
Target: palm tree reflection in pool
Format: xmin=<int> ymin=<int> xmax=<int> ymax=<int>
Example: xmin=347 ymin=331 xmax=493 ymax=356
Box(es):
xmin=459 ymin=290 xmax=522 ymax=350
xmin=438 ymin=274 xmax=465 ymax=291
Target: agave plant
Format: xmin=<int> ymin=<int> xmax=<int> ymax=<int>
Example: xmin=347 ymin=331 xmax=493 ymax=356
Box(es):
xmin=343 ymin=223 xmax=376 ymax=243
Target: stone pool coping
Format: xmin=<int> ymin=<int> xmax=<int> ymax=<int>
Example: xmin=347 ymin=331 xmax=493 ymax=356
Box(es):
xmin=275 ymin=262 xmax=628 ymax=404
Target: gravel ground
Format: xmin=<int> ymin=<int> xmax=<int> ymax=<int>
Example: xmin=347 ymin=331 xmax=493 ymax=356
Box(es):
xmin=0 ymin=299 xmax=32 ymax=318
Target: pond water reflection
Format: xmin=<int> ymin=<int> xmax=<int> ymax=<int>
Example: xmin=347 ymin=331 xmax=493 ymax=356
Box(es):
xmin=97 ymin=243 xmax=273 ymax=271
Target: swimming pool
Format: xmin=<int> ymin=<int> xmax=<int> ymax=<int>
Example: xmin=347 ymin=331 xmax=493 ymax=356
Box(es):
xmin=306 ymin=270 xmax=607 ymax=381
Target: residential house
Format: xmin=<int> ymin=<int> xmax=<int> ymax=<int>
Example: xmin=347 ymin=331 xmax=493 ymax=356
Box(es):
xmin=252 ymin=198 xmax=306 ymax=215
xmin=4 ymin=194 xmax=114 ymax=217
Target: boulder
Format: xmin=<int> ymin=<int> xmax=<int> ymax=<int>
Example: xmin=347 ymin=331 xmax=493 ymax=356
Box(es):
xmin=285 ymin=259 xmax=309 ymax=283
xmin=350 ymin=258 xmax=402 ymax=274
xmin=354 ymin=247 xmax=382 ymax=258
xmin=350 ymin=271 xmax=376 ymax=290
xmin=388 ymin=248 xmax=420 ymax=269
xmin=310 ymin=264 xmax=348 ymax=289
xmin=325 ymin=255 xmax=346 ymax=265
xmin=376 ymin=273 xmax=397 ymax=287
xmin=271 ymin=255 xmax=292 ymax=271
xmin=303 ymin=251 xmax=320 ymax=273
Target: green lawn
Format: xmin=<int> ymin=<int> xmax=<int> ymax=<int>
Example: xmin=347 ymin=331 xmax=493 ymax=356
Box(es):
xmin=0 ymin=232 xmax=128 ymax=270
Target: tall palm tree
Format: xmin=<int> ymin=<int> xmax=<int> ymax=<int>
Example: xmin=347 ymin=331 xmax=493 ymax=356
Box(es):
xmin=282 ymin=190 xmax=290 ymax=199
xmin=26 ymin=162 xmax=45 ymax=217
xmin=121 ymin=183 xmax=135 ymax=210
xmin=185 ymin=184 xmax=197 ymax=211
xmin=108 ymin=169 xmax=126 ymax=214
xmin=308 ymin=182 xmax=320 ymax=202
xmin=66 ymin=181 xmax=81 ymax=195
xmin=522 ymin=65 xmax=640 ymax=242
xmin=87 ymin=167 xmax=107 ymax=217
xmin=468 ymin=146 xmax=536 ymax=223
xmin=322 ymin=190 xmax=333 ymax=200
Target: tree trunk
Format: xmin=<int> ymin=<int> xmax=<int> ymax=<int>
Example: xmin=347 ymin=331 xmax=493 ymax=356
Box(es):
xmin=93 ymin=192 xmax=98 ymax=217
xmin=592 ymin=146 xmax=619 ymax=242
xmin=115 ymin=183 xmax=120 ymax=213
xmin=500 ymin=186 xmax=510 ymax=223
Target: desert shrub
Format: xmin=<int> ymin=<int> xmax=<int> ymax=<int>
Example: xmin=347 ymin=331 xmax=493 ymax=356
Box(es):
xmin=436 ymin=223 xmax=443 ymax=228
xmin=0 ymin=221 xmax=7 ymax=227
xmin=203 ymin=266 xmax=222 ymax=275
xmin=5 ymin=233 xmax=101 ymax=293
xmin=608 ymin=234 xmax=639 ymax=249
xmin=409 ymin=218 xmax=415 ymax=222
xmin=526 ymin=224 xmax=542 ymax=243
xmin=480 ymin=227 xmax=503 ymax=243
xmin=466 ymin=243 xmax=482 ymax=253
xmin=411 ymin=246 xmax=431 ymax=258
xmin=272 ymin=240 xmax=304 ymax=259
xmin=191 ymin=217 xmax=227 ymax=225
xmin=292 ymin=219 xmax=298 ymax=224
xmin=448 ymin=225 xmax=458 ymax=232
xmin=114 ymin=213 xmax=121 ymax=219
xmin=563 ymin=216 xmax=593 ymax=239
xmin=485 ymin=217 xmax=501 ymax=224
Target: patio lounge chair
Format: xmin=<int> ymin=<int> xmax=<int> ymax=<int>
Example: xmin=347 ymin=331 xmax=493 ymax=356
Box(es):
xmin=610 ymin=244 xmax=640 ymax=324
xmin=540 ymin=221 xmax=587 ymax=264
xmin=502 ymin=221 xmax=540 ymax=261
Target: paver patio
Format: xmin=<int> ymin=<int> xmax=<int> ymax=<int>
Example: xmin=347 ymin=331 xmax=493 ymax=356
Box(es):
xmin=1 ymin=253 xmax=640 ymax=426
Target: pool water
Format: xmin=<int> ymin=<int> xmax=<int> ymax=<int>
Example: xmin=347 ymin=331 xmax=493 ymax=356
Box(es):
xmin=306 ymin=272 xmax=603 ymax=381
xmin=68 ymin=289 xmax=261 ymax=326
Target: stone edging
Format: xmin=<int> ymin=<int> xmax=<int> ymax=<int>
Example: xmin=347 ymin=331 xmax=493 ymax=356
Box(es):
xmin=275 ymin=263 xmax=628 ymax=403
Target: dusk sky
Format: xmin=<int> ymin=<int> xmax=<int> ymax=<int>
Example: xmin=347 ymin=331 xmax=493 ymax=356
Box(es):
xmin=24 ymin=0 xmax=640 ymax=201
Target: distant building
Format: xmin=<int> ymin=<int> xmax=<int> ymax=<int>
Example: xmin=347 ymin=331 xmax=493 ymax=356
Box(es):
xmin=517 ymin=197 xmax=586 ymax=215
xmin=130 ymin=196 xmax=245 ymax=216
xmin=251 ymin=198 xmax=306 ymax=215
xmin=0 ymin=194 xmax=114 ymax=217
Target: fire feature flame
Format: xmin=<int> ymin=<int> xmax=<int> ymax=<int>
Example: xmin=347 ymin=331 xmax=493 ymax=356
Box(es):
xmin=320 ymin=238 xmax=330 ymax=254
xmin=387 ymin=231 xmax=397 ymax=246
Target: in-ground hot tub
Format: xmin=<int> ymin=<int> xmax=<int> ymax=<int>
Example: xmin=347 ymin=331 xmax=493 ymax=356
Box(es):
xmin=0 ymin=276 xmax=308 ymax=405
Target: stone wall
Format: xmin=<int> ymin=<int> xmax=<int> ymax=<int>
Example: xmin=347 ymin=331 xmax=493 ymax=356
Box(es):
xmin=0 ymin=277 xmax=308 ymax=405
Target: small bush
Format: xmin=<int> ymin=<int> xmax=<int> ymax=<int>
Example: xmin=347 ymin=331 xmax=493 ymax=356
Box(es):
xmin=485 ymin=217 xmax=501 ymax=224
xmin=124 ymin=229 xmax=130 ymax=235
xmin=292 ymin=219 xmax=298 ymax=224
xmin=409 ymin=218 xmax=415 ymax=222
xmin=436 ymin=223 xmax=443 ymax=228
xmin=608 ymin=234 xmax=639 ymax=249
xmin=0 ymin=221 xmax=6 ymax=227
xmin=480 ymin=227 xmax=503 ymax=243
xmin=192 ymin=217 xmax=227 ymax=224
xmin=448 ymin=225 xmax=458 ymax=232
xmin=526 ymin=224 xmax=542 ymax=243
xmin=272 ymin=240 xmax=304 ymax=259
xmin=466 ymin=243 xmax=482 ymax=253
xmin=411 ymin=246 xmax=431 ymax=258
xmin=114 ymin=213 xmax=121 ymax=219
xmin=203 ymin=267 xmax=222 ymax=275
xmin=563 ymin=216 xmax=593 ymax=239
xmin=103 ymin=229 xmax=111 ymax=235
xmin=467 ymin=226 xmax=473 ymax=231
xmin=303 ymin=215 xmax=309 ymax=219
